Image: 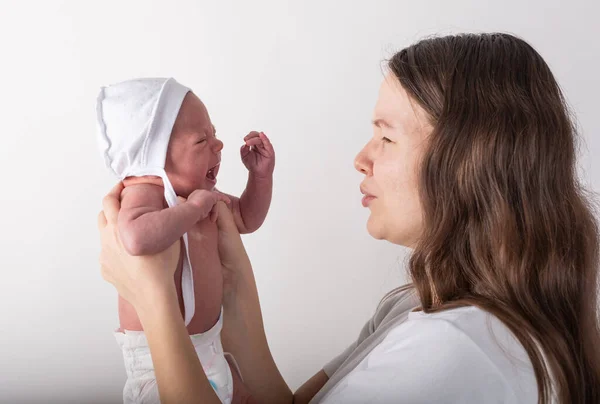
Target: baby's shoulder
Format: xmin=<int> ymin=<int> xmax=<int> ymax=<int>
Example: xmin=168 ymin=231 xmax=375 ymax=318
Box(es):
xmin=121 ymin=176 xmax=166 ymax=209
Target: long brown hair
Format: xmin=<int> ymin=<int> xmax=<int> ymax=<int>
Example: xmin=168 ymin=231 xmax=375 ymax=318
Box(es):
xmin=388 ymin=33 xmax=600 ymax=403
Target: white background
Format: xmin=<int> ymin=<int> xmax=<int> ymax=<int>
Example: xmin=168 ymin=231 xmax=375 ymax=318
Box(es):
xmin=0 ymin=0 xmax=598 ymax=403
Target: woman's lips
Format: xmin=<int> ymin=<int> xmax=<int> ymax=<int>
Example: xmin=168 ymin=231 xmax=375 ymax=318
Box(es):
xmin=360 ymin=184 xmax=376 ymax=207
xmin=362 ymin=195 xmax=376 ymax=207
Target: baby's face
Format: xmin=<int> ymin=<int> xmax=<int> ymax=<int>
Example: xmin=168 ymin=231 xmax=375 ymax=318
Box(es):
xmin=165 ymin=92 xmax=223 ymax=198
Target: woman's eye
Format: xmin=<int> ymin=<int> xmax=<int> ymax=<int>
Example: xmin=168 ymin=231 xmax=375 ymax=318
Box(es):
xmin=382 ymin=137 xmax=392 ymax=143
xmin=196 ymin=138 xmax=207 ymax=144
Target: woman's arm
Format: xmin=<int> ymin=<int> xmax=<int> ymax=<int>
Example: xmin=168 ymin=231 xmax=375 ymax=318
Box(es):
xmin=136 ymin=284 xmax=223 ymax=404
xmin=215 ymin=201 xmax=332 ymax=404
xmin=214 ymin=202 xmax=293 ymax=403
xmin=220 ymin=272 xmax=292 ymax=404
xmin=222 ymin=272 xmax=328 ymax=404
xmin=222 ymin=278 xmax=329 ymax=404
xmin=294 ymin=371 xmax=330 ymax=404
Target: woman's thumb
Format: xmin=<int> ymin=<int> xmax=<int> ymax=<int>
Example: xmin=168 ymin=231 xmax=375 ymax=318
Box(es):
xmin=215 ymin=202 xmax=237 ymax=232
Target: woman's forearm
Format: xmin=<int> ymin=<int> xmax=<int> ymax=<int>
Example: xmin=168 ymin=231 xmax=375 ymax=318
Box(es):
xmin=221 ymin=265 xmax=293 ymax=404
xmin=136 ymin=285 xmax=221 ymax=404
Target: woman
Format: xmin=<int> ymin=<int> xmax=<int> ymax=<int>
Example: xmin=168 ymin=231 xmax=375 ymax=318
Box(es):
xmin=98 ymin=33 xmax=600 ymax=403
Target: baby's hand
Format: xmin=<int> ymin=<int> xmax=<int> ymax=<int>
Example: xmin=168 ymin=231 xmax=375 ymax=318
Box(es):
xmin=241 ymin=131 xmax=275 ymax=178
xmin=186 ymin=190 xmax=231 ymax=223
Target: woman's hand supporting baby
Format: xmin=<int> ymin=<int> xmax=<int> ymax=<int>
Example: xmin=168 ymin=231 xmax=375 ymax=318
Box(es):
xmin=99 ymin=182 xmax=181 ymax=308
xmin=187 ymin=189 xmax=231 ymax=223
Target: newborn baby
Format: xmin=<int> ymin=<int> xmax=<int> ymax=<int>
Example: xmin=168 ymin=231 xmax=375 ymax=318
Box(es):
xmin=96 ymin=78 xmax=274 ymax=404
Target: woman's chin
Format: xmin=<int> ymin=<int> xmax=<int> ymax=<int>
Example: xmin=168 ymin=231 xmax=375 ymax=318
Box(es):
xmin=366 ymin=216 xmax=385 ymax=240
xmin=367 ymin=217 xmax=419 ymax=247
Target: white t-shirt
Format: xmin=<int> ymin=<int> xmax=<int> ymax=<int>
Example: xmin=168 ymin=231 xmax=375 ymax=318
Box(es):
xmin=318 ymin=304 xmax=538 ymax=403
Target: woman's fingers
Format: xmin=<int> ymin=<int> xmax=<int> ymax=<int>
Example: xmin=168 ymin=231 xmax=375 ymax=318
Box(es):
xmin=102 ymin=182 xmax=124 ymax=224
xmin=215 ymin=201 xmax=237 ymax=232
xmin=210 ymin=205 xmax=218 ymax=223
xmin=216 ymin=201 xmax=251 ymax=277
xmin=216 ymin=192 xmax=231 ymax=205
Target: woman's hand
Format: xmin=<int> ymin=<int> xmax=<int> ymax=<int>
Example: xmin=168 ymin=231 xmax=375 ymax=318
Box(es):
xmin=98 ymin=182 xmax=181 ymax=310
xmin=174 ymin=196 xmax=252 ymax=297
xmin=213 ymin=201 xmax=253 ymax=299
xmin=186 ymin=189 xmax=231 ymax=223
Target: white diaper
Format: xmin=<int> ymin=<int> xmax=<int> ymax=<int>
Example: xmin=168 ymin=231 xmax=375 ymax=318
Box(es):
xmin=114 ymin=310 xmax=235 ymax=404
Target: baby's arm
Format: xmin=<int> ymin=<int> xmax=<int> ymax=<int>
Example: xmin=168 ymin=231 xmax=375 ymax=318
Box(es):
xmin=118 ymin=183 xmax=229 ymax=256
xmin=218 ymin=174 xmax=272 ymax=234
xmin=221 ymin=131 xmax=274 ymax=234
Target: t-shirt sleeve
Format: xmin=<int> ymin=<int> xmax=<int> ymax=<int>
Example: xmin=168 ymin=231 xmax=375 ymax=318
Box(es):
xmin=323 ymin=314 xmax=376 ymax=378
xmin=322 ymin=319 xmax=511 ymax=404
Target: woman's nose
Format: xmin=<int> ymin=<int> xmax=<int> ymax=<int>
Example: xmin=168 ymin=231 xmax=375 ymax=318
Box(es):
xmin=354 ymin=146 xmax=372 ymax=175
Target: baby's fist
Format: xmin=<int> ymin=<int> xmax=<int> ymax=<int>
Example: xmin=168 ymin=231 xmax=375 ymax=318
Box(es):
xmin=241 ymin=131 xmax=275 ymax=177
xmin=186 ymin=190 xmax=230 ymax=222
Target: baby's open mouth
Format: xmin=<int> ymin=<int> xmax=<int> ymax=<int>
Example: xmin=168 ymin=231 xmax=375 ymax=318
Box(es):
xmin=206 ymin=163 xmax=220 ymax=182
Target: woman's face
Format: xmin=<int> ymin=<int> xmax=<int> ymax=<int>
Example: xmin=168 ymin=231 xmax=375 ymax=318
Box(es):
xmin=355 ymin=74 xmax=432 ymax=248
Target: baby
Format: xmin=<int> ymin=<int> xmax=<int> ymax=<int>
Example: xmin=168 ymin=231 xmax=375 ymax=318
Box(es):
xmin=96 ymin=78 xmax=274 ymax=404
